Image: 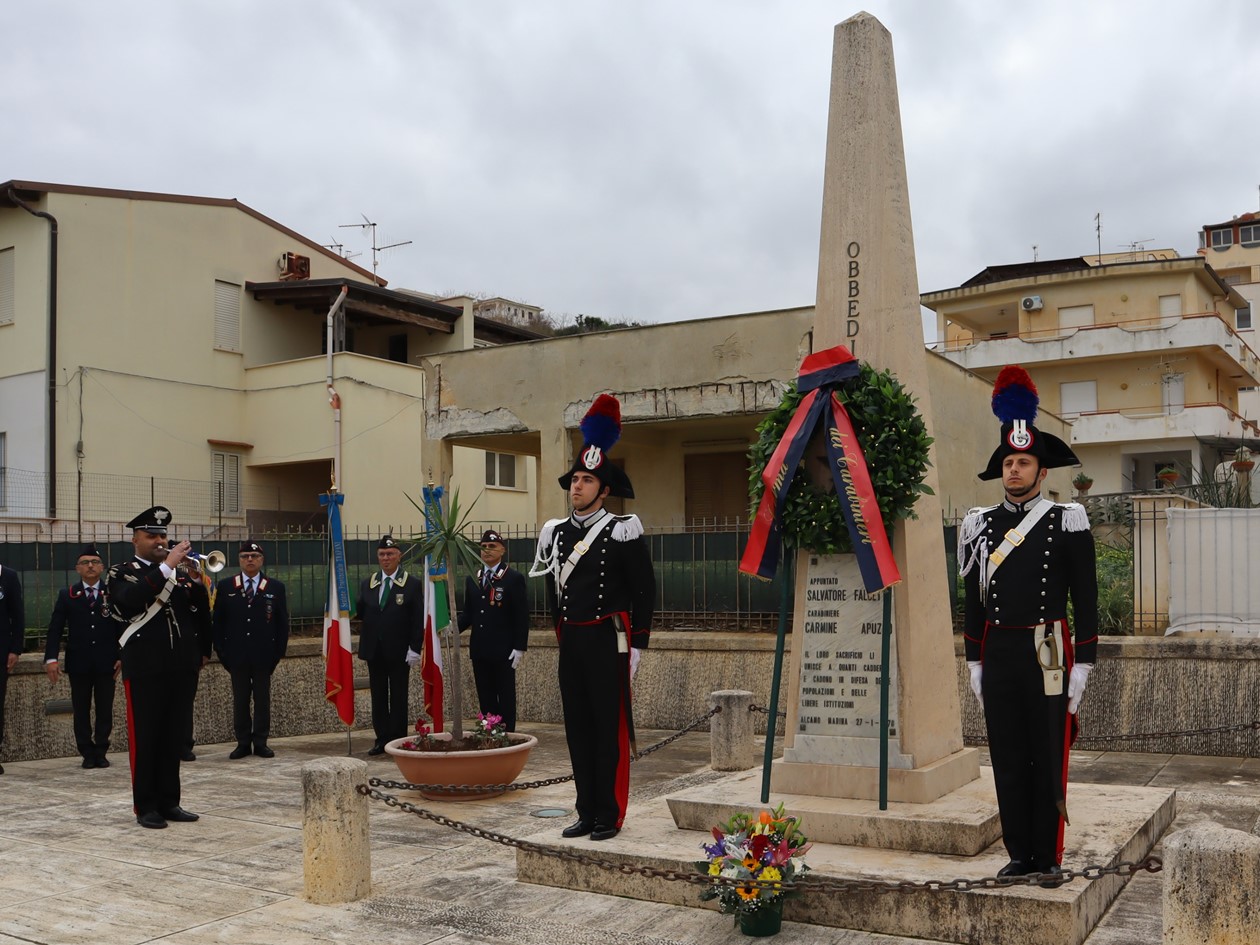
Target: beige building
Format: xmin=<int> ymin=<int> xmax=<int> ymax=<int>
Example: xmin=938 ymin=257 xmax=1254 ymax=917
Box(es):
xmin=1197 ymin=210 xmax=1260 ymax=422
xmin=923 ymin=253 xmax=1260 ymax=494
xmin=0 ymin=181 xmax=540 ymax=536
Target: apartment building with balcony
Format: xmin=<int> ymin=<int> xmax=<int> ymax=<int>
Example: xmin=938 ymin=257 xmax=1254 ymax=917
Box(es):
xmin=0 ymin=181 xmax=540 ymax=535
xmin=922 ymin=253 xmax=1260 ymax=494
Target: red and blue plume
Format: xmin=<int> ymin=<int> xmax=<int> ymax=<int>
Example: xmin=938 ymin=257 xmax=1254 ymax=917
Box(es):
xmin=991 ymin=366 xmax=1038 ymax=424
xmin=580 ymin=394 xmax=622 ymax=451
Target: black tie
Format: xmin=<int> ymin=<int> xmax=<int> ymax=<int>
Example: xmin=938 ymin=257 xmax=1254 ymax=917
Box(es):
xmin=482 ymin=569 xmax=492 ymax=589
xmin=246 ymin=578 xmax=255 ymax=603
xmin=87 ymin=587 xmax=97 ymax=607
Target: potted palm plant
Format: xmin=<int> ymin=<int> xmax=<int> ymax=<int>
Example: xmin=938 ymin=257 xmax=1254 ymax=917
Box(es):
xmin=1072 ymin=471 xmax=1093 ymax=495
xmin=384 ymin=484 xmax=537 ymax=798
xmin=1156 ymin=465 xmax=1180 ymax=485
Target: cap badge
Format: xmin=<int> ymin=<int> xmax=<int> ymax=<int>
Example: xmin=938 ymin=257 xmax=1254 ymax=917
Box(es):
xmin=154 ymin=509 xmax=170 ymax=524
xmin=581 ymin=445 xmax=604 ymax=470
xmin=1007 ymin=420 xmax=1033 ymax=451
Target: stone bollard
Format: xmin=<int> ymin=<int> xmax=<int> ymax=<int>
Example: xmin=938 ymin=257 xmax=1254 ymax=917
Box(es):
xmin=1163 ymin=821 xmax=1260 ymax=943
xmin=302 ymin=756 xmax=371 ymax=904
xmin=709 ymin=690 xmax=754 ymax=771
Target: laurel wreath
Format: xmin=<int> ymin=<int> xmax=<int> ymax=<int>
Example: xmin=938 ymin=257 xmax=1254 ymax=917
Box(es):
xmin=747 ymin=363 xmax=934 ymax=555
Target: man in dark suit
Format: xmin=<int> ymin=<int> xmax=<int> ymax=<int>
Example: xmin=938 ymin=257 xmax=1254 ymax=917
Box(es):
xmin=356 ymin=535 xmax=424 ymax=755
xmin=458 ymin=529 xmax=529 ymax=732
xmin=214 ymin=540 xmax=289 ymax=760
xmin=106 ymin=506 xmax=213 ymax=829
xmin=0 ymin=559 xmax=24 ymax=776
xmin=44 ymin=544 xmax=120 ymax=769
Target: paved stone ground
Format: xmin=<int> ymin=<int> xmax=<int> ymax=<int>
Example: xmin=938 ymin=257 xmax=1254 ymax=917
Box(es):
xmin=0 ymin=724 xmax=1255 ymax=944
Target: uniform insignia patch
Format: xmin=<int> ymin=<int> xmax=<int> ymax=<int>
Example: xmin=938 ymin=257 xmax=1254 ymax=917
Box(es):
xmin=582 ymin=444 xmax=604 ymax=470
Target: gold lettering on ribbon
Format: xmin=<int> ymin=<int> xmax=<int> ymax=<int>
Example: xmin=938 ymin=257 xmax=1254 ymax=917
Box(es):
xmin=830 ymin=421 xmax=871 ymax=545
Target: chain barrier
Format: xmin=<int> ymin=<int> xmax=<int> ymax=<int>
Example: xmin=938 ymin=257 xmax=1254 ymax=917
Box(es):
xmin=356 ymin=779 xmax=1160 ymax=895
xmin=750 ymin=703 xmax=786 ymax=718
xmin=1074 ymin=719 xmax=1260 ymax=744
xmin=372 ymin=707 xmax=721 ymax=795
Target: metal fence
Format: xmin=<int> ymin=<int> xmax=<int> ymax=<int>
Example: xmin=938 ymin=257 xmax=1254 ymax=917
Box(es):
xmin=2 ymin=523 xmax=791 ymax=650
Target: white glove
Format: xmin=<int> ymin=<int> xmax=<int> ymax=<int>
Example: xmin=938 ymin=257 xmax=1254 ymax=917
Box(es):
xmin=1067 ymin=663 xmax=1093 ymax=714
xmin=967 ymin=661 xmax=983 ymax=710
xmin=508 ymin=649 xmax=524 ymax=671
xmin=404 ymin=648 xmax=421 ymax=667
xmin=629 ymin=647 xmax=643 ymax=680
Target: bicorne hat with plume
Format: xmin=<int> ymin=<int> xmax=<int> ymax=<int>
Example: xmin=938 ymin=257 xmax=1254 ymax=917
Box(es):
xmin=978 ymin=366 xmax=1080 ymax=481
xmin=558 ymin=394 xmax=635 ymax=498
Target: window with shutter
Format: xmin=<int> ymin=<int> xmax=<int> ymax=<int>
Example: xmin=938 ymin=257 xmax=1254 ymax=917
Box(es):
xmin=214 ymin=280 xmax=242 ymax=352
xmin=211 ymin=450 xmax=241 ymax=514
xmin=0 ymin=247 xmax=14 ymax=326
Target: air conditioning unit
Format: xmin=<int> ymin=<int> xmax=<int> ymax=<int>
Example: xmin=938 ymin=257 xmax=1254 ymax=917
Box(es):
xmin=278 ymin=252 xmax=311 ymax=281
xmin=1021 ymin=295 xmax=1044 ymax=312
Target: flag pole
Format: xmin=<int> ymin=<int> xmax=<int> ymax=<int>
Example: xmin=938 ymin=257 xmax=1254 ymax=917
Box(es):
xmin=322 ymin=284 xmax=352 ymax=754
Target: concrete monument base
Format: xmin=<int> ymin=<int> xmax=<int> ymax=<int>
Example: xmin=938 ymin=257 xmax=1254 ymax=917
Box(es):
xmin=668 ymin=765 xmax=1000 ymax=855
xmin=773 ymin=746 xmax=982 ymax=805
xmin=516 ymin=777 xmax=1175 ymax=945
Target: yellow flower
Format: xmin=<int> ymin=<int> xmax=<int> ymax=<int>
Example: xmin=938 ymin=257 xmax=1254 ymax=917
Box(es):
xmin=742 ymin=855 xmax=759 ymax=870
xmin=760 ymin=866 xmax=782 ymax=886
xmin=708 ymin=861 xmax=722 ymax=876
xmin=736 ymin=884 xmax=759 ymax=900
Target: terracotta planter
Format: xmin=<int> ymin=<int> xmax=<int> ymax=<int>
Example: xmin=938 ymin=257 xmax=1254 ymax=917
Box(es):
xmin=1233 ymin=460 xmax=1255 ymax=473
xmin=385 ymin=732 xmax=538 ymax=800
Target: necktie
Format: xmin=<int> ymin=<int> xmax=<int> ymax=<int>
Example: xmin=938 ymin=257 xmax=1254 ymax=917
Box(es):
xmin=246 ymin=578 xmax=255 ymax=603
xmin=87 ymin=587 xmax=97 ymax=606
xmin=379 ymin=576 xmax=392 ymax=609
xmin=482 ymin=569 xmax=492 ymax=589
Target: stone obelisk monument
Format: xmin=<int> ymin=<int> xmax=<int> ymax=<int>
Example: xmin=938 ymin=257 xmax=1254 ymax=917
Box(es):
xmin=772 ymin=12 xmax=979 ymax=803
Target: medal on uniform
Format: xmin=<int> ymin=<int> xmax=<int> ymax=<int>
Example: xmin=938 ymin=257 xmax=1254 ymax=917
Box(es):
xmin=395 ymin=593 xmax=405 ymax=606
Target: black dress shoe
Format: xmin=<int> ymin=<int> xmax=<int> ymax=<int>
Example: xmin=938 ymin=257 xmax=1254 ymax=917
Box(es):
xmin=160 ymin=806 xmax=200 ymax=822
xmin=181 ymin=750 xmax=197 ymax=762
xmin=253 ymin=744 xmax=275 ymax=758
xmin=82 ymin=756 xmax=97 ymax=769
xmin=997 ymin=860 xmax=1034 ymax=878
xmin=561 ymin=819 xmax=594 ymax=838
xmin=96 ymin=755 xmax=110 ymax=768
xmin=1037 ymin=864 xmax=1068 ymax=888
xmin=367 ymin=744 xmax=386 ymax=756
xmin=137 ymin=812 xmax=168 ymax=829
xmin=229 ymin=744 xmax=251 ymax=760
xmin=590 ymin=824 xmax=620 ymax=841
xmin=0 ymin=763 xmax=5 ymax=775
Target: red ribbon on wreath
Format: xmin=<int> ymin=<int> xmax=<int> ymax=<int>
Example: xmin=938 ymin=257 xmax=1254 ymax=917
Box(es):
xmin=739 ymin=345 xmax=901 ymax=592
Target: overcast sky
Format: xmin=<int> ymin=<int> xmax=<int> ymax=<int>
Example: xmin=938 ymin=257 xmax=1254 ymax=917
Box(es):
xmin=6 ymin=1 xmax=1260 ymax=337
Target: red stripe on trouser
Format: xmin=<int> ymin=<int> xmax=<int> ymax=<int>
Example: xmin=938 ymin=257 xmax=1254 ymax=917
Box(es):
xmin=123 ymin=678 xmax=138 ymax=815
xmin=614 ymin=674 xmax=630 ymax=828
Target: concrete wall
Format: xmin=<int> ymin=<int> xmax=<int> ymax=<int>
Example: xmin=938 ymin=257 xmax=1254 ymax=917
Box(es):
xmin=5 ymin=633 xmax=1257 ymax=762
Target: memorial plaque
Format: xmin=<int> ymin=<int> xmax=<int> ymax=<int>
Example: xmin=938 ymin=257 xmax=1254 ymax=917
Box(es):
xmin=784 ymin=553 xmax=914 ymax=769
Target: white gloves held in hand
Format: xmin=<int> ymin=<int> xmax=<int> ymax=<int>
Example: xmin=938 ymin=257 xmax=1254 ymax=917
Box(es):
xmin=967 ymin=661 xmax=983 ymax=710
xmin=404 ymin=648 xmax=421 ymax=667
xmin=630 ymin=647 xmax=642 ymax=680
xmin=1067 ymin=662 xmax=1093 ymax=714
xmin=508 ymin=649 xmax=524 ymax=671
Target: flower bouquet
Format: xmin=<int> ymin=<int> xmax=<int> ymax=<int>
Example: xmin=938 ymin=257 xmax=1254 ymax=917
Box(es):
xmin=696 ymin=803 xmax=811 ymax=937
xmin=399 ymin=712 xmax=514 ymax=753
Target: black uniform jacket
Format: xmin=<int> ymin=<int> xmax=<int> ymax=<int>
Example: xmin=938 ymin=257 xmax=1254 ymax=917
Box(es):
xmin=213 ymin=573 xmax=290 ymax=671
xmin=106 ymin=558 xmax=212 ymax=681
xmin=45 ymin=583 xmax=119 ymax=675
xmin=542 ymin=511 xmax=655 ymax=647
xmin=356 ymin=570 xmax=425 ymax=662
xmin=961 ymin=498 xmax=1098 ymax=664
xmin=0 ymin=564 xmax=24 ymax=658
xmin=458 ymin=566 xmax=529 ymax=661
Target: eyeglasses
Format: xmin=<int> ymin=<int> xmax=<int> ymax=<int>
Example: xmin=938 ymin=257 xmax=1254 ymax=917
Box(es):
xmin=78 ymin=559 xmax=104 ymax=566
xmin=239 ymin=553 xmax=263 ymax=559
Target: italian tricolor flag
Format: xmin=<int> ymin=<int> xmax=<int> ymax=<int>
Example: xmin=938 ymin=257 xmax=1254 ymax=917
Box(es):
xmin=422 ymin=560 xmax=447 ymax=732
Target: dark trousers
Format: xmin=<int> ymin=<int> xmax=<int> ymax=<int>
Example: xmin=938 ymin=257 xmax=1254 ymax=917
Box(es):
xmin=472 ymin=656 xmax=517 ymax=732
xmin=125 ymin=668 xmax=198 ymax=816
xmin=981 ymin=627 xmax=1070 ymax=868
xmin=366 ymin=657 xmax=410 ymax=747
xmin=229 ymin=664 xmax=273 ymax=746
xmin=0 ymin=666 xmax=9 ymax=745
xmin=558 ymin=621 xmax=630 ymax=828
xmin=69 ymin=671 xmax=116 ymax=758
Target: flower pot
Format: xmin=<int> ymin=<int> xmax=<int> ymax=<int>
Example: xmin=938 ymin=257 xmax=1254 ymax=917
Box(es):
xmin=1233 ymin=460 xmax=1255 ymax=473
xmin=738 ymin=901 xmax=784 ymax=937
xmin=385 ymin=732 xmax=538 ymax=800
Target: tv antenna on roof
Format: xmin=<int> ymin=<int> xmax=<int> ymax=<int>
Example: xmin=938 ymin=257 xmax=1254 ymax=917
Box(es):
xmin=322 ymin=237 xmax=362 ymax=262
xmin=338 ymin=214 xmax=412 ymax=279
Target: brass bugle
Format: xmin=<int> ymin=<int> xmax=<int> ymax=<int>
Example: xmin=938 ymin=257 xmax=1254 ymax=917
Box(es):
xmin=186 ymin=549 xmax=227 ymax=573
